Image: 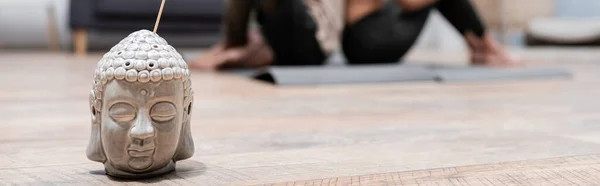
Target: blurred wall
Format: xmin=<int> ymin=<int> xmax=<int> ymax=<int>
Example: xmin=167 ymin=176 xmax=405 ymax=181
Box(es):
xmin=554 ymin=0 xmax=600 ymax=17
xmin=472 ymin=0 xmax=554 ymax=31
xmin=0 ymin=0 xmax=70 ymax=49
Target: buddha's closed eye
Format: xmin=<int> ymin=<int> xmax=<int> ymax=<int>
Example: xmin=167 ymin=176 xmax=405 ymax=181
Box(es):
xmin=109 ymin=103 xmax=137 ymax=123
xmin=150 ymin=102 xmax=177 ymax=122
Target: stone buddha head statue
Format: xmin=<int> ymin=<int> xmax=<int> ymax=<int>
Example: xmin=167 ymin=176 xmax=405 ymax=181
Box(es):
xmin=87 ymin=29 xmax=194 ymax=178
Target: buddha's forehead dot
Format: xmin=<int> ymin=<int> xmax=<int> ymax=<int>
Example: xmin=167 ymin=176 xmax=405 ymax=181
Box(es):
xmin=140 ymin=89 xmax=148 ymax=96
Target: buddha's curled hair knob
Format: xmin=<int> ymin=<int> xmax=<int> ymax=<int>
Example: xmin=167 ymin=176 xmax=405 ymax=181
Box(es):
xmin=135 ymin=60 xmax=147 ymax=71
xmin=138 ymin=70 xmax=150 ymax=83
xmin=135 ymin=51 xmax=148 ymax=60
xmin=148 ymin=51 xmax=160 ymax=60
xmin=114 ymin=67 xmax=127 ymax=80
xmin=105 ymin=68 xmax=115 ymax=80
xmin=125 ymin=69 xmax=138 ymax=82
xmin=173 ymin=67 xmax=183 ymax=79
xmin=147 ymin=60 xmax=158 ymax=70
xmin=162 ymin=68 xmax=174 ymax=80
xmin=150 ymin=69 xmax=162 ymax=82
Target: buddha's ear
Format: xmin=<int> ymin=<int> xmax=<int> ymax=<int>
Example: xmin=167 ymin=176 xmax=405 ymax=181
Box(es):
xmin=174 ymin=89 xmax=194 ymax=161
xmin=86 ymin=90 xmax=106 ymax=163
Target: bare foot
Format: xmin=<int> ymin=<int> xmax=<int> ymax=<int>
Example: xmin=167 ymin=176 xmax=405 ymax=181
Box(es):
xmin=465 ymin=32 xmax=521 ymax=68
xmin=189 ymin=31 xmax=274 ymax=71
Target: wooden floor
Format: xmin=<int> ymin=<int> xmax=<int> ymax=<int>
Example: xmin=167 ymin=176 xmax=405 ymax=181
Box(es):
xmin=2 ymin=48 xmax=600 ymax=185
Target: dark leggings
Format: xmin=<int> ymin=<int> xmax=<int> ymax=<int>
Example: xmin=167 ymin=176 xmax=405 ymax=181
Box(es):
xmin=254 ymin=0 xmax=486 ymax=66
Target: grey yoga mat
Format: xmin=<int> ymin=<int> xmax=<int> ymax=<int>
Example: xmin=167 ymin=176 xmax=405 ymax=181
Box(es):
xmin=431 ymin=66 xmax=572 ymax=82
xmin=244 ymin=64 xmax=572 ymax=86
xmin=251 ymin=64 xmax=438 ymax=86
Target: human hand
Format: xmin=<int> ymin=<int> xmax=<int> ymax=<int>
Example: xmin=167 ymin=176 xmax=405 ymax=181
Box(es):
xmin=187 ymin=44 xmax=229 ymax=71
xmin=189 ymin=31 xmax=273 ymax=71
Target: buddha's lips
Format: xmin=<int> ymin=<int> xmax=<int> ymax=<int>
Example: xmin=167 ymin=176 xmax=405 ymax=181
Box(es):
xmin=128 ymin=149 xmax=155 ymax=158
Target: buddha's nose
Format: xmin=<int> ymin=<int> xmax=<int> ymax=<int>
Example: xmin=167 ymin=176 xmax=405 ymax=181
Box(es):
xmin=130 ymin=115 xmax=155 ymax=140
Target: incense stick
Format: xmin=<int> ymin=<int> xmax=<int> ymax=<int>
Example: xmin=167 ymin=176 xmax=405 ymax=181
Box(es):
xmin=153 ymin=0 xmax=166 ymax=34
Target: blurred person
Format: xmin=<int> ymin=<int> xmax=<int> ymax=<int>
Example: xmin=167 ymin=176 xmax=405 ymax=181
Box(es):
xmin=189 ymin=0 xmax=520 ymax=70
